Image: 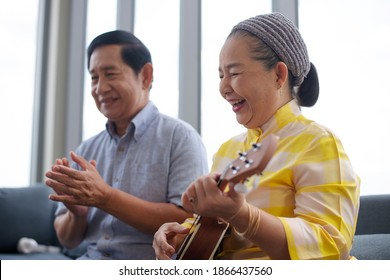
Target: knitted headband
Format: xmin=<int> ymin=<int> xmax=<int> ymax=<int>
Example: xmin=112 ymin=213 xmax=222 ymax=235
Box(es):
xmin=231 ymin=12 xmax=310 ymax=85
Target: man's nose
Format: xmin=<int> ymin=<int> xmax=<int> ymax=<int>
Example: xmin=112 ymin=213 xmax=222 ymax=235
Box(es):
xmin=95 ymin=78 xmax=111 ymax=95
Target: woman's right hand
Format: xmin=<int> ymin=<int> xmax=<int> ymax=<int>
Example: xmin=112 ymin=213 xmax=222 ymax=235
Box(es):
xmin=153 ymin=222 xmax=189 ymax=260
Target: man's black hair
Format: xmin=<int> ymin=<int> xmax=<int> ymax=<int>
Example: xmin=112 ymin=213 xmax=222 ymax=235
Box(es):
xmin=87 ymin=30 xmax=152 ymax=75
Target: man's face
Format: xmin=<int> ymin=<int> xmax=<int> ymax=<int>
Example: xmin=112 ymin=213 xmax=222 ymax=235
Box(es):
xmin=89 ymin=44 xmax=150 ymax=124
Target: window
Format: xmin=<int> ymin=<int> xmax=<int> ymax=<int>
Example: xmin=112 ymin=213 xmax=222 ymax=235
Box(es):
xmin=10 ymin=0 xmax=387 ymax=196
xmin=0 ymin=0 xmax=39 ymax=186
xmin=82 ymin=0 xmax=180 ymax=140
xmin=134 ymin=0 xmax=180 ymax=118
xmin=82 ymin=0 xmax=117 ymax=140
xmin=299 ymin=0 xmax=390 ymax=195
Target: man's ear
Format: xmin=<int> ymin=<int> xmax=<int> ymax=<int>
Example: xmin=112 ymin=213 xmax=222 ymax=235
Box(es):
xmin=141 ymin=63 xmax=153 ymax=90
xmin=275 ymin=61 xmax=288 ymax=88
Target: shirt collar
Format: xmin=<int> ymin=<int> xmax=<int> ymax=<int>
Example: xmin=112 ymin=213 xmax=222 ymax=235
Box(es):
xmin=105 ymin=101 xmax=158 ymax=141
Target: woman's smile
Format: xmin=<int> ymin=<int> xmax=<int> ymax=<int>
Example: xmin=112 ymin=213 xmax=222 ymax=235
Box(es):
xmin=231 ymin=99 xmax=246 ymax=112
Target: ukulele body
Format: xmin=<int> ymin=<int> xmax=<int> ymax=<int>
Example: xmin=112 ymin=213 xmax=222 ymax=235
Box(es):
xmin=176 ymin=216 xmax=229 ymax=260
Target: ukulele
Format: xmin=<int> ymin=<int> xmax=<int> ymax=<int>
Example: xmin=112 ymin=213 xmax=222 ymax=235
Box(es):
xmin=175 ymin=134 xmax=279 ymax=260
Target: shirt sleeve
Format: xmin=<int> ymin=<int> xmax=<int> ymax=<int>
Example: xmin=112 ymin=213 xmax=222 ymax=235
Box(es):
xmin=279 ymin=132 xmax=360 ymax=259
xmin=166 ymin=123 xmax=209 ymax=206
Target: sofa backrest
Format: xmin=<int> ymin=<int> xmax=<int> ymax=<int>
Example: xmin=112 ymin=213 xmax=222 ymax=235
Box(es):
xmin=351 ymin=194 xmax=390 ymax=260
xmin=355 ymin=194 xmax=390 ymax=235
xmin=0 ymin=184 xmax=60 ymax=253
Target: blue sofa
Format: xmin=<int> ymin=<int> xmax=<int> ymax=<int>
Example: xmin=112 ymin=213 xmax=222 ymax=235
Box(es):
xmin=0 ymin=184 xmax=75 ymax=260
xmin=351 ymin=194 xmax=390 ymax=259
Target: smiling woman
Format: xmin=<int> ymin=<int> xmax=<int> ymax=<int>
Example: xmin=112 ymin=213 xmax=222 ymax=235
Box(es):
xmin=201 ymin=0 xmax=272 ymax=168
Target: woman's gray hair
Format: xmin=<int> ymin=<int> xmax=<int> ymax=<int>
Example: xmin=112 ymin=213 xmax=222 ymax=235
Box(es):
xmin=230 ymin=12 xmax=319 ymax=107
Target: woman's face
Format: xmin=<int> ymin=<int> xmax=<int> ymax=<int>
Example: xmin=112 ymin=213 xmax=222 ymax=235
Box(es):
xmin=219 ymin=35 xmax=287 ymax=129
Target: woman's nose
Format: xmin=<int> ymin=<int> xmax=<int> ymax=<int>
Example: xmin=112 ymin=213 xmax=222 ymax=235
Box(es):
xmin=219 ymin=78 xmax=232 ymax=99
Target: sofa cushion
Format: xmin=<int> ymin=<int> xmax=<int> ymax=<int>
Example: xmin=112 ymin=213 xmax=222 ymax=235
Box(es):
xmin=0 ymin=253 xmax=71 ymax=260
xmin=355 ymin=194 xmax=390 ymax=235
xmin=0 ymin=185 xmax=59 ymax=253
xmin=351 ymin=234 xmax=390 ymax=260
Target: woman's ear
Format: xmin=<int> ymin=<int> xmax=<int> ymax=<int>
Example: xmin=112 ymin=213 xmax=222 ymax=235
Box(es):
xmin=141 ymin=63 xmax=153 ymax=90
xmin=275 ymin=61 xmax=288 ymax=88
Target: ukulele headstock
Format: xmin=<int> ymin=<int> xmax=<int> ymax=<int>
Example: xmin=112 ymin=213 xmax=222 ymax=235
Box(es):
xmin=220 ymin=134 xmax=278 ymax=185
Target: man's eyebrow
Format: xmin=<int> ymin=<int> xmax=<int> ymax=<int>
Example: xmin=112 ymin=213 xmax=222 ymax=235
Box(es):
xmin=89 ymin=65 xmax=118 ymax=73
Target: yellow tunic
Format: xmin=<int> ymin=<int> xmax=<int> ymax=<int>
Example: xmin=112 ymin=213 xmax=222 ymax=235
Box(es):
xmin=212 ymin=99 xmax=360 ymax=260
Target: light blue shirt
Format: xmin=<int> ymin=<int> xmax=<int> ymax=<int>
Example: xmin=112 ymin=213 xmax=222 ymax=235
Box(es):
xmin=56 ymin=102 xmax=208 ymax=259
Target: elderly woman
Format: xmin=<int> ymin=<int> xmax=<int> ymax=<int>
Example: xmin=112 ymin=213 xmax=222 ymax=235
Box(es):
xmin=153 ymin=13 xmax=360 ymax=260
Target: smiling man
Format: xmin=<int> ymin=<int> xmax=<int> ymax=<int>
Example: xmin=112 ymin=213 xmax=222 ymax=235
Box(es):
xmin=45 ymin=30 xmax=208 ymax=260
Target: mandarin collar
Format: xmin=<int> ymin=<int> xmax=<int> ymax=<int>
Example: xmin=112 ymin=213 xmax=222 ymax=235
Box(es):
xmin=246 ymin=99 xmax=302 ymax=144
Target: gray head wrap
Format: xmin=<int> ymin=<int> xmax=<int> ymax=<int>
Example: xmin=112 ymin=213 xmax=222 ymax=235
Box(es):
xmin=231 ymin=13 xmax=310 ymax=85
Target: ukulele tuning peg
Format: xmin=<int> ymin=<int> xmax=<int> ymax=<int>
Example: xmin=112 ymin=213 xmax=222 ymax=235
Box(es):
xmin=252 ymin=143 xmax=261 ymax=150
xmin=244 ymin=159 xmax=253 ymax=168
xmin=231 ymin=165 xmax=240 ymax=174
xmin=238 ymin=151 xmax=247 ymax=160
